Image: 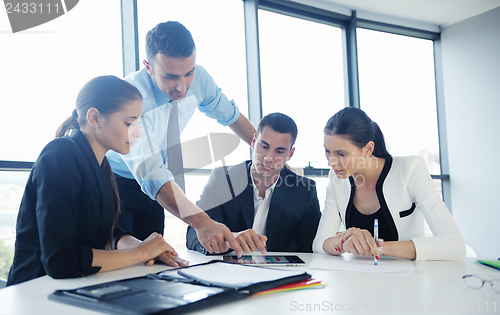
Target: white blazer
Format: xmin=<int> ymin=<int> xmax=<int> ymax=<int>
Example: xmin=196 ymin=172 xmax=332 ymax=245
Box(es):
xmin=313 ymin=156 xmax=465 ymax=260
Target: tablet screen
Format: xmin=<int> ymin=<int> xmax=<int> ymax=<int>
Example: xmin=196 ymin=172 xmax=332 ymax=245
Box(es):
xmin=222 ymin=255 xmax=305 ymax=266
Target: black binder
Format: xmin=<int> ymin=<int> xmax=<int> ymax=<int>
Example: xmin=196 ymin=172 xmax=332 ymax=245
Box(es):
xmin=48 ymin=260 xmax=311 ymax=315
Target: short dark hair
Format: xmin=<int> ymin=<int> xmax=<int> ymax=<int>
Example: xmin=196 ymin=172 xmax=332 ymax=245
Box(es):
xmin=323 ymin=107 xmax=391 ymax=158
xmin=146 ymin=21 xmax=195 ymax=63
xmin=258 ymin=112 xmax=298 ymax=147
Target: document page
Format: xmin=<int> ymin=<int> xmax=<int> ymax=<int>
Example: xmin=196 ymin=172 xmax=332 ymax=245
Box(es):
xmin=178 ymin=262 xmax=306 ymax=289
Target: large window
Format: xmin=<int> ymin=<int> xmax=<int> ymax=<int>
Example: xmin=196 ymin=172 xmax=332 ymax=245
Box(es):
xmin=0 ymin=172 xmax=29 ymax=279
xmin=357 ymin=28 xmax=441 ymax=174
xmin=258 ymin=9 xmax=345 ymax=171
xmin=0 ymin=0 xmax=122 ymax=162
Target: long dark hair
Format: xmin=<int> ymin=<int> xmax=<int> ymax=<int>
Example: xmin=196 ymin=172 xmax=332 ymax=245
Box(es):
xmin=56 ymin=76 xmax=142 ymax=249
xmin=324 ymin=107 xmax=391 ymax=158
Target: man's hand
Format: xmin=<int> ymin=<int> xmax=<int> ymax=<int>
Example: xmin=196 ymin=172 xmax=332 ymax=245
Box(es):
xmin=155 ymin=181 xmax=244 ymax=257
xmin=232 ymin=229 xmax=267 ymax=254
xmin=195 ymin=218 xmax=244 ymax=257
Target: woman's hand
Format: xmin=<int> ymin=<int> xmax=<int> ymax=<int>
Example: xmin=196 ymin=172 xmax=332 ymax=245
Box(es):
xmin=323 ymin=229 xmax=351 ymax=255
xmin=341 ymin=228 xmax=380 ymax=258
xmin=148 ymin=252 xmax=189 ymax=267
xmin=139 ymin=233 xmax=189 ymax=267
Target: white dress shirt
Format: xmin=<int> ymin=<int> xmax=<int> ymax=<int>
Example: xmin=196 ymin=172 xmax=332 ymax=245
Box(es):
xmin=250 ymin=173 xmax=278 ymax=236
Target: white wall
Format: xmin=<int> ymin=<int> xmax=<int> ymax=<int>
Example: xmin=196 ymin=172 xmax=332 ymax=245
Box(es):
xmin=441 ymin=7 xmax=500 ymax=258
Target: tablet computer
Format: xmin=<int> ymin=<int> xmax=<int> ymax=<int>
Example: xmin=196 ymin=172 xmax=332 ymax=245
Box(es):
xmin=222 ymin=255 xmax=305 ymax=266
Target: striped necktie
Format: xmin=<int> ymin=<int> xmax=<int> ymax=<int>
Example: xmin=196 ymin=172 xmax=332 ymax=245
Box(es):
xmin=167 ymin=101 xmax=185 ymax=192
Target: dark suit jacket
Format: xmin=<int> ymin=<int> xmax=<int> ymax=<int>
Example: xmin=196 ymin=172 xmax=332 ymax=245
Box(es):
xmin=7 ymin=129 xmax=126 ymax=286
xmin=186 ymin=161 xmax=321 ymax=253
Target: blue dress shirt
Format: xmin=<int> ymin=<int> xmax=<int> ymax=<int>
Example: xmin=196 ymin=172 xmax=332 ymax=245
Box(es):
xmin=107 ymin=66 xmax=240 ymax=200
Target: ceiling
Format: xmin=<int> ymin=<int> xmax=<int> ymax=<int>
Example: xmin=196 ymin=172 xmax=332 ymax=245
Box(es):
xmin=312 ymin=0 xmax=500 ymax=27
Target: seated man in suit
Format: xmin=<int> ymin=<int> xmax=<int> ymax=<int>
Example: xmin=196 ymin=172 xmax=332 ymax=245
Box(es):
xmin=187 ymin=112 xmax=321 ymax=254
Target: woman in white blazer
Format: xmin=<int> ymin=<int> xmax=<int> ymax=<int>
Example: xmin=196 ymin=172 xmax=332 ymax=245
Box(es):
xmin=312 ymin=107 xmax=465 ymax=260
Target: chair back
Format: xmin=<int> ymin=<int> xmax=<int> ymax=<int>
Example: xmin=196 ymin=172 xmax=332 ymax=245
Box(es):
xmin=465 ymin=243 xmax=480 ymax=258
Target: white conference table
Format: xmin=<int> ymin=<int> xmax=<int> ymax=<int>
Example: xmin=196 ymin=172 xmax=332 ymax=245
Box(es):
xmin=1 ymin=250 xmax=498 ymax=314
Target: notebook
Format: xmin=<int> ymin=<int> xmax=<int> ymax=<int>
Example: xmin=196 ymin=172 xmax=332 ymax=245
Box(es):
xmin=48 ymin=260 xmax=311 ymax=315
xmin=477 ymin=259 xmax=500 ymax=271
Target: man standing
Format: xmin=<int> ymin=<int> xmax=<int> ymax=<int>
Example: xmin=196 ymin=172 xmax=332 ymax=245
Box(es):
xmin=187 ymin=113 xmax=321 ymax=254
xmin=107 ymin=21 xmax=256 ymax=256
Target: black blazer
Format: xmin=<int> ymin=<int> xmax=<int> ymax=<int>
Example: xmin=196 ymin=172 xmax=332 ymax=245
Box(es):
xmin=186 ymin=161 xmax=321 ymax=253
xmin=7 ymin=129 xmax=125 ymax=286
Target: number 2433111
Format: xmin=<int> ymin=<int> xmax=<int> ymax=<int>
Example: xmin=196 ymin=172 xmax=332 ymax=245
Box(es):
xmin=5 ymin=2 xmax=60 ymax=14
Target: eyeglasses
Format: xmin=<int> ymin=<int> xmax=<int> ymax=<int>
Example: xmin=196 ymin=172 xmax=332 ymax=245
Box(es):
xmin=462 ymin=274 xmax=500 ymax=293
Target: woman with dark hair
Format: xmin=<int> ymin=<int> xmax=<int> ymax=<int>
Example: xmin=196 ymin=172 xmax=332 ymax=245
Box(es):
xmin=7 ymin=76 xmax=187 ymax=286
xmin=312 ymin=107 xmax=465 ymax=260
